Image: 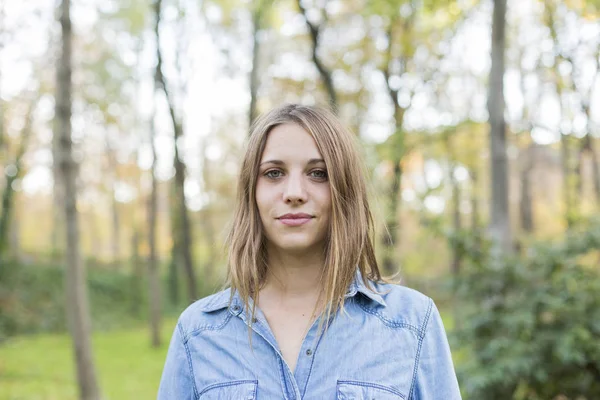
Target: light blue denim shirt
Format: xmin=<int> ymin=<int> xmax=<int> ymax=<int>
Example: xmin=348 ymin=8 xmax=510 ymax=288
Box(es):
xmin=158 ymin=273 xmax=461 ymax=399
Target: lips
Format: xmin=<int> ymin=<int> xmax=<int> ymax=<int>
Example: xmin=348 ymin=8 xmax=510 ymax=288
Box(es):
xmin=277 ymin=213 xmax=314 ymax=226
xmin=278 ymin=213 xmax=313 ymax=219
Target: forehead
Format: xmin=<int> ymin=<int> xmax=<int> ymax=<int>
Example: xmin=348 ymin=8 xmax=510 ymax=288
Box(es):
xmin=260 ymin=123 xmax=323 ymax=161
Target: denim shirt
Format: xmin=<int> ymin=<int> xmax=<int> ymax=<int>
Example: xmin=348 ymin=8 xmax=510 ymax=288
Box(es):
xmin=158 ymin=274 xmax=461 ymax=399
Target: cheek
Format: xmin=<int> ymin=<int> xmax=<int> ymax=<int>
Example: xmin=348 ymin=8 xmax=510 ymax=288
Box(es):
xmin=319 ymin=187 xmax=332 ymax=214
xmin=255 ymin=182 xmax=273 ymax=217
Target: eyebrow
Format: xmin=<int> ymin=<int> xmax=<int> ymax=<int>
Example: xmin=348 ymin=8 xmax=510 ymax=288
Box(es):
xmin=259 ymin=158 xmax=325 ymax=167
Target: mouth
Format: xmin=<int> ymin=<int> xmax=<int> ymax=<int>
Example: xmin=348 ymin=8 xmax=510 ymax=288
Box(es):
xmin=277 ymin=213 xmax=314 ymax=226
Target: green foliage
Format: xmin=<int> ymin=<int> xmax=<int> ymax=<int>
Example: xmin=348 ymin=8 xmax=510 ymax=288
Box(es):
xmin=0 ymin=260 xmax=218 ymax=341
xmin=454 ymin=220 xmax=600 ymax=399
xmin=0 ymin=262 xmax=146 ymax=340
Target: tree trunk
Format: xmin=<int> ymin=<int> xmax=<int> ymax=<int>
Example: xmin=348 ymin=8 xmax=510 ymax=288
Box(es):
xmin=575 ymin=139 xmax=584 ymax=199
xmin=560 ymin=128 xmax=575 ymax=227
xmin=443 ymin=128 xmax=462 ymax=276
xmin=583 ymin=81 xmax=600 ymax=206
xmin=444 ymin=132 xmax=463 ymax=276
xmin=0 ymin=1 xmax=4 ymax=152
xmin=147 ymin=96 xmax=161 ymax=348
xmin=554 ymin=72 xmax=574 ymax=227
xmin=545 ymin=1 xmax=576 ymax=227
xmin=106 ymin=145 xmax=121 ymax=266
xmin=296 ymin=0 xmax=337 ymax=110
xmin=168 ymin=247 xmax=181 ymax=304
xmin=200 ymin=139 xmax=217 ymax=282
xmin=378 ymin=13 xmax=416 ymax=275
xmin=86 ymin=210 xmax=101 ymax=259
xmin=153 ymin=0 xmax=197 ymax=303
xmin=168 ymin=179 xmax=181 ymax=305
xmin=130 ymin=229 xmax=142 ymax=317
xmin=381 ymin=104 xmax=405 ymax=275
xmin=9 ymin=206 xmax=20 ymax=261
xmin=52 ymin=119 xmax=66 ymax=259
xmin=0 ymin=98 xmax=35 ymax=260
xmin=468 ymin=167 xmax=483 ymax=258
xmin=579 ymin=103 xmax=600 ymax=208
xmin=248 ymin=6 xmax=261 ymax=130
xmin=111 ymin=194 xmax=120 ymax=265
xmin=56 ymin=1 xmax=101 ymax=398
xmin=487 ymin=0 xmax=512 ymax=253
xmin=450 ymin=167 xmax=462 ymax=276
xmin=469 ymin=168 xmax=480 ymax=231
xmin=519 ymin=147 xmax=534 ymax=233
xmin=590 ymin=143 xmax=600 ymax=207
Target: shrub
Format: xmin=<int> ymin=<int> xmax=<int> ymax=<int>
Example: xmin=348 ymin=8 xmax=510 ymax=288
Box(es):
xmin=454 ymin=220 xmax=600 ymax=399
xmin=0 ymin=262 xmax=147 ymax=340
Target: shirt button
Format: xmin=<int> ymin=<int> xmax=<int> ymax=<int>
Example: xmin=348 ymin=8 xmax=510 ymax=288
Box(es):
xmin=232 ymin=305 xmax=240 ymax=312
xmin=306 ymin=349 xmax=313 ymax=356
xmin=252 ymin=317 xmax=258 ymax=323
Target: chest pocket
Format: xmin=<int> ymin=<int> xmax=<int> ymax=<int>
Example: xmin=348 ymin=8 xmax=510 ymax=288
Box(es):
xmin=337 ymin=380 xmax=406 ymax=400
xmin=198 ymin=380 xmax=257 ymax=400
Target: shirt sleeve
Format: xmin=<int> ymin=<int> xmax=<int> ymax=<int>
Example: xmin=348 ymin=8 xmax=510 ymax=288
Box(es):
xmin=410 ymin=299 xmax=462 ymax=399
xmin=157 ymin=321 xmax=197 ymax=400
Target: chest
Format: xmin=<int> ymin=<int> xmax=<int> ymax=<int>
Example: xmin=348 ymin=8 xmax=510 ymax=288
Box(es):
xmin=259 ymin=304 xmax=318 ymax=373
xmin=186 ymin=305 xmax=420 ymax=400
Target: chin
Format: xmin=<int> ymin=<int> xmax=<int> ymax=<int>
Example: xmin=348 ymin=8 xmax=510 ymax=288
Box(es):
xmin=270 ymin=238 xmax=322 ymax=254
xmin=278 ymin=242 xmax=316 ymax=252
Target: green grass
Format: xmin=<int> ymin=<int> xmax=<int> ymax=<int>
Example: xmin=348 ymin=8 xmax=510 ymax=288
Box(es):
xmin=0 ymin=319 xmax=177 ymax=400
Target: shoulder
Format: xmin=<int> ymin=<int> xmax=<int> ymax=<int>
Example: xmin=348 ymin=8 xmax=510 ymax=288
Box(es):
xmin=358 ymin=281 xmax=437 ymax=338
xmin=175 ymin=288 xmax=235 ymax=340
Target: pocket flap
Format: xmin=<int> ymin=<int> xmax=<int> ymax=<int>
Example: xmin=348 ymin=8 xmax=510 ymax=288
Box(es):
xmin=337 ymin=380 xmax=405 ymax=400
xmin=199 ymin=380 xmax=258 ymax=400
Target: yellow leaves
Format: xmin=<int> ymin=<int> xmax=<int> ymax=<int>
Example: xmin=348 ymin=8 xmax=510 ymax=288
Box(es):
xmin=448 ymin=2 xmax=461 ymax=17
xmin=564 ymin=0 xmax=600 ymax=20
xmin=541 ymin=0 xmax=599 ymax=19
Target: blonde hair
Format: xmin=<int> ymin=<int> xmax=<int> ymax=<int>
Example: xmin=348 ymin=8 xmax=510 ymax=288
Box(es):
xmin=225 ymin=104 xmax=384 ymax=330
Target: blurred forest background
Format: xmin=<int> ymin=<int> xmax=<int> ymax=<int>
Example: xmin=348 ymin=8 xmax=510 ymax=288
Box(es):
xmin=0 ymin=0 xmax=599 ymax=399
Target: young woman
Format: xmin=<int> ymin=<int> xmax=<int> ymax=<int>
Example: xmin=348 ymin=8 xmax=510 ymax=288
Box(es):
xmin=158 ymin=104 xmax=461 ymax=399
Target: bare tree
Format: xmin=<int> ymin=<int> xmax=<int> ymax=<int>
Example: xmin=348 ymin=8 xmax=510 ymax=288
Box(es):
xmin=0 ymin=0 xmax=4 ymax=153
xmin=544 ymin=0 xmax=578 ymax=227
xmin=488 ymin=0 xmax=512 ymax=252
xmin=515 ymin=49 xmax=541 ymax=235
xmin=296 ymin=0 xmax=337 ymax=109
xmin=147 ymin=98 xmax=161 ymax=347
xmin=0 ymin=97 xmax=36 ymax=260
xmin=445 ymin=134 xmax=463 ymax=276
xmin=56 ymin=0 xmax=101 ymax=398
xmin=130 ymin=228 xmax=142 ymax=316
xmin=572 ymin=55 xmax=600 ymax=206
xmin=519 ymin=145 xmax=535 ymax=233
xmin=248 ymin=1 xmax=268 ymax=129
xmin=377 ymin=6 xmax=417 ymax=275
xmin=199 ymin=138 xmax=217 ymax=282
xmin=153 ymin=0 xmax=197 ymax=302
xmin=104 ymin=138 xmax=121 ymax=265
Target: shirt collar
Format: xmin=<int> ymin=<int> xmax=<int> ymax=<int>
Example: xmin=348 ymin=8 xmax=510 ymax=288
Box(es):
xmin=345 ymin=269 xmax=387 ymax=307
xmin=200 ymin=269 xmax=387 ymax=313
xmin=198 ymin=288 xmax=233 ymax=313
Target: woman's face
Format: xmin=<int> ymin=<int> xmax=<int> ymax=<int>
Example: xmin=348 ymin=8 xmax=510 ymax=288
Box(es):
xmin=255 ymin=123 xmax=331 ymax=255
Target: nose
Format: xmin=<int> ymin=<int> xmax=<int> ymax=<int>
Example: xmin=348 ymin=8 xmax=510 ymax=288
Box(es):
xmin=283 ymin=172 xmax=307 ymax=204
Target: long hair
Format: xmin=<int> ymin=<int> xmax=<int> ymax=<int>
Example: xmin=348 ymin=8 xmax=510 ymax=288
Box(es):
xmin=225 ymin=103 xmax=384 ymax=329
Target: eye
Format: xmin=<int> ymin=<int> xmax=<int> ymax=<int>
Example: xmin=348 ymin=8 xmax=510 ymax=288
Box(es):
xmin=264 ymin=169 xmax=283 ymax=179
xmin=310 ymin=169 xmax=328 ymax=180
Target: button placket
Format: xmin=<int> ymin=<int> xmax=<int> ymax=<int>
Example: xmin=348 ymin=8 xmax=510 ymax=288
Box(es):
xmin=294 ymin=315 xmax=329 ymax=399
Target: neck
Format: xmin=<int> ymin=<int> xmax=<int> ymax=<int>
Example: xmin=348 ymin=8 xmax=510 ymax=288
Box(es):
xmin=262 ymin=244 xmax=326 ymax=299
